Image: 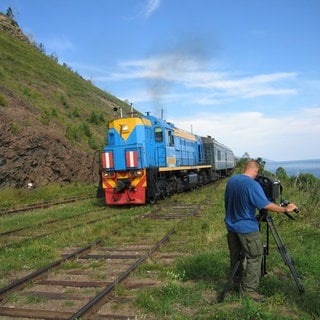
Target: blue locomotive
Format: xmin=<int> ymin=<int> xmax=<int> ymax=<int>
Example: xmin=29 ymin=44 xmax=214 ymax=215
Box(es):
xmin=101 ymin=111 xmax=235 ymax=205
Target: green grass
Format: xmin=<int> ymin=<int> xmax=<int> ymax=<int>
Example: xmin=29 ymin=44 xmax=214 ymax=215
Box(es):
xmin=0 ymin=183 xmax=96 ymax=209
xmin=0 ymin=173 xmax=319 ymax=319
xmin=132 ymin=176 xmax=320 ymax=319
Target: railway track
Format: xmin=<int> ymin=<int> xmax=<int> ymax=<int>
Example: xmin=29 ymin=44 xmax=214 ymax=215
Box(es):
xmin=0 ymin=203 xmax=202 ymax=319
xmin=0 ymin=208 xmax=107 ymax=251
xmin=0 ymin=194 xmax=95 ymax=216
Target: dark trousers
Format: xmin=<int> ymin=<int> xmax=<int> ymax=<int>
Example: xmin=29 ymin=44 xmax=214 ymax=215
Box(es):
xmin=227 ymin=230 xmax=263 ymax=291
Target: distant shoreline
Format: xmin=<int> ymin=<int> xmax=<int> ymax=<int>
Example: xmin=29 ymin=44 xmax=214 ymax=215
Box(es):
xmin=264 ymin=159 xmax=320 ymax=178
xmin=265 ymin=159 xmax=320 ymax=163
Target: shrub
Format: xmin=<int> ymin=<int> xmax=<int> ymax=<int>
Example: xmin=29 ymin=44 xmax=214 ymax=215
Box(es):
xmin=0 ymin=94 xmax=7 ymax=106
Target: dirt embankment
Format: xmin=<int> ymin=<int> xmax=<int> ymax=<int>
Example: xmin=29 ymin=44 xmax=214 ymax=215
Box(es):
xmin=0 ymin=101 xmax=99 ymax=188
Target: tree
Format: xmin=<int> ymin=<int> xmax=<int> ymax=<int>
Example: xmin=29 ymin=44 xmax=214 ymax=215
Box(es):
xmin=37 ymin=42 xmax=46 ymax=54
xmin=6 ymin=7 xmax=15 ymax=20
xmin=242 ymin=152 xmax=250 ymax=159
xmin=276 ymin=167 xmax=287 ymax=179
xmin=256 ymin=157 xmax=266 ymax=172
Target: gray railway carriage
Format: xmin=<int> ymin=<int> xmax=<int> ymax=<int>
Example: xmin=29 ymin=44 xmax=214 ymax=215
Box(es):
xmin=201 ymin=136 xmax=236 ymax=180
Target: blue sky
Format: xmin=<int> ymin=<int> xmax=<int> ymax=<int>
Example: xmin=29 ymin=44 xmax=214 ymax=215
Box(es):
xmin=1 ymin=0 xmax=320 ymax=161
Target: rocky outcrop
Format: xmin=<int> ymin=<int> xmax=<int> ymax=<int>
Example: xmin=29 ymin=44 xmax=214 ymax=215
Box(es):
xmin=0 ymin=109 xmax=99 ymax=188
xmin=0 ymin=13 xmax=29 ymax=42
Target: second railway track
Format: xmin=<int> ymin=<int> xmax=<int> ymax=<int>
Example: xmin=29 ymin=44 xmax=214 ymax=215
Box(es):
xmin=0 ymin=203 xmax=202 ymax=319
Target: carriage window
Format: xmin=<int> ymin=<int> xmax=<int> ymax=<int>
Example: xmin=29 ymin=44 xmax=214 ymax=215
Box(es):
xmin=155 ymin=127 xmax=163 ymax=142
xmin=217 ymin=150 xmax=222 ymax=161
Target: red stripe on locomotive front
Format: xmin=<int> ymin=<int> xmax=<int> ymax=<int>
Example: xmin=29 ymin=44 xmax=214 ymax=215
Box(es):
xmin=102 ymin=152 xmax=114 ymax=169
xmin=126 ymin=151 xmax=138 ymax=168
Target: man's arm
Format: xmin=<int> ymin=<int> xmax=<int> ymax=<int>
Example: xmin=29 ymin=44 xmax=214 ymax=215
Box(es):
xmin=264 ymin=202 xmax=298 ymax=214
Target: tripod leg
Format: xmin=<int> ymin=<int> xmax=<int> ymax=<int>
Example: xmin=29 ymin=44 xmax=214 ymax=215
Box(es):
xmin=261 ymin=223 xmax=269 ymax=276
xmin=218 ymin=251 xmax=244 ymax=302
xmin=266 ymin=215 xmax=304 ymax=293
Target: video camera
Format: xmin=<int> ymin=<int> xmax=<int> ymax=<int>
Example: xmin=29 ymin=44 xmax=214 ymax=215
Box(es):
xmin=256 ymin=174 xmax=299 ymax=217
xmin=255 ymin=174 xmax=282 ymax=203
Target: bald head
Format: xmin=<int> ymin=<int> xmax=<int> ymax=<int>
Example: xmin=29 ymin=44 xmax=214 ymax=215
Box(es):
xmin=243 ymin=160 xmax=259 ymax=178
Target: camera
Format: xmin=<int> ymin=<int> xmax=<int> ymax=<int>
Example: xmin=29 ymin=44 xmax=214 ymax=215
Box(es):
xmin=255 ymin=174 xmax=281 ymax=202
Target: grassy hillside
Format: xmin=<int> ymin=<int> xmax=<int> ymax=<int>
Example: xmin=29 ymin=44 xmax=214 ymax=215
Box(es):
xmin=0 ymin=13 xmax=132 ymax=187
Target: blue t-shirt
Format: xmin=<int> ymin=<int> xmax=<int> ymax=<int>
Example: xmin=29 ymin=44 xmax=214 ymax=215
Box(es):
xmin=224 ymin=174 xmax=270 ymax=233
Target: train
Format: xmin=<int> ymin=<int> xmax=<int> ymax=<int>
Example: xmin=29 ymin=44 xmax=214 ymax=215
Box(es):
xmin=100 ymin=110 xmax=236 ymax=205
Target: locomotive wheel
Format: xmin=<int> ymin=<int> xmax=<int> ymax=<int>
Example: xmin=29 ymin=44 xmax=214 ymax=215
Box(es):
xmin=149 ymin=196 xmax=156 ymax=204
xmin=157 ymin=180 xmax=169 ymax=199
xmin=161 ymin=188 xmax=169 ymax=199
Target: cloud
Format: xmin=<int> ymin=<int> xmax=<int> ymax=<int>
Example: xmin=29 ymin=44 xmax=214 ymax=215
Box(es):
xmin=140 ymin=0 xmax=161 ymax=19
xmin=97 ymin=55 xmax=298 ymax=102
xmin=73 ymin=55 xmax=319 ymax=161
xmin=172 ymin=107 xmax=320 ymax=161
xmin=124 ymin=0 xmax=161 ymax=20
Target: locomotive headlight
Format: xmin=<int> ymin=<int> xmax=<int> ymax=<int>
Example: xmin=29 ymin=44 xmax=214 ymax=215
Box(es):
xmin=135 ymin=169 xmax=144 ymax=177
xmin=120 ymin=124 xmax=129 ymax=133
xmin=103 ymin=170 xmax=115 ymax=178
xmin=128 ymin=169 xmax=144 ymax=177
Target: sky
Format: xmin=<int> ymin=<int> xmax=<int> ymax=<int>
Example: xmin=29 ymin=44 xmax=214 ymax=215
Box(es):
xmin=1 ymin=0 xmax=320 ymax=161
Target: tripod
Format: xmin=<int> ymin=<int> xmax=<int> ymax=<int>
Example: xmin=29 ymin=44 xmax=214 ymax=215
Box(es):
xmin=219 ymin=210 xmax=304 ymax=302
xmin=258 ymin=209 xmax=304 ymax=293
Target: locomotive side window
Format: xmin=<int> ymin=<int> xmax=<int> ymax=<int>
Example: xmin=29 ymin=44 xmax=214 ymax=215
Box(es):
xmin=168 ymin=130 xmax=174 ymax=146
xmin=155 ymin=127 xmax=163 ymax=142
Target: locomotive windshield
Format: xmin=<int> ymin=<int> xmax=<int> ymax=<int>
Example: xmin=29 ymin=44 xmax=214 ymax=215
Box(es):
xmin=155 ymin=127 xmax=163 ymax=142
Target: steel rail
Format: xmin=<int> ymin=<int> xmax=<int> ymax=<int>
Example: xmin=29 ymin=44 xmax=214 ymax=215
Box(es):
xmin=0 ymin=239 xmax=103 ymax=301
xmin=70 ymin=204 xmax=201 ymax=319
xmin=0 ymin=194 xmax=95 ymax=216
xmin=0 ymin=203 xmax=201 ymax=319
xmin=0 ymin=212 xmax=107 ymax=251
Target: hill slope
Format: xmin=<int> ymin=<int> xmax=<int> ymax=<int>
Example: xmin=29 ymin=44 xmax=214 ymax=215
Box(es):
xmin=0 ymin=13 xmax=131 ymax=188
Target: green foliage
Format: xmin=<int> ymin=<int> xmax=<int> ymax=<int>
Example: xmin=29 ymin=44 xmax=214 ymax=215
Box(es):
xmin=256 ymin=157 xmax=266 ymax=171
xmin=10 ymin=122 xmax=21 ymax=134
xmin=275 ymin=167 xmax=287 ymax=179
xmin=175 ymin=251 xmax=227 ymax=282
xmin=88 ymin=111 xmax=105 ymax=125
xmin=0 ymin=183 xmax=95 ymax=208
xmin=1 ymin=243 xmax=56 ymax=273
xmin=293 ymin=173 xmax=319 ymax=192
xmin=79 ymin=121 xmax=92 ymax=137
xmin=136 ymin=281 xmax=200 ymax=316
xmin=0 ymin=94 xmax=7 ymax=106
xmin=60 ymin=94 xmax=71 ymax=109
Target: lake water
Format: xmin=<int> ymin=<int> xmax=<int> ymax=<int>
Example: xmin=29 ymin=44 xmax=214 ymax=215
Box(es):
xmin=264 ymin=159 xmax=320 ymax=178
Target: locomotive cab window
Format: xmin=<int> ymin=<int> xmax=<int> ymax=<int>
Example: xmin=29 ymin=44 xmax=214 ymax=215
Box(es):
xmin=155 ymin=127 xmax=163 ymax=142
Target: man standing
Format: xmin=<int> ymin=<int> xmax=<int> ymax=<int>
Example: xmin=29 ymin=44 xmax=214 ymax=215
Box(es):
xmin=224 ymin=160 xmax=298 ymax=301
